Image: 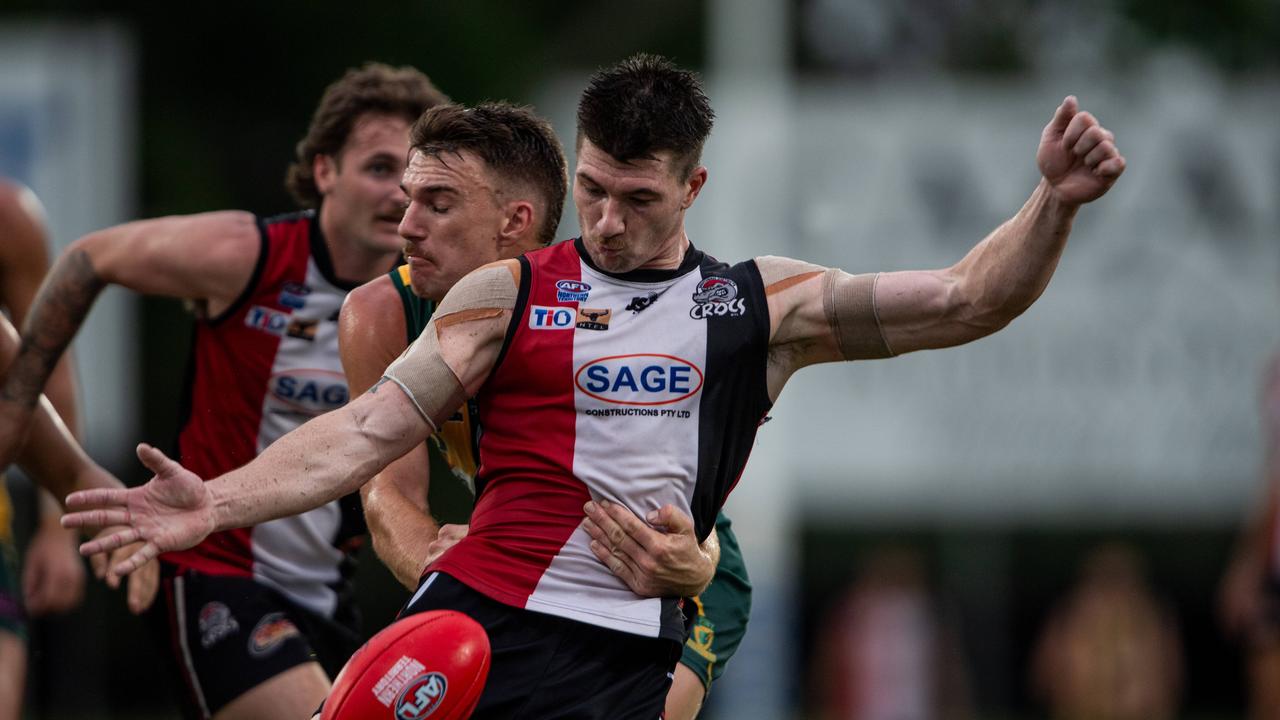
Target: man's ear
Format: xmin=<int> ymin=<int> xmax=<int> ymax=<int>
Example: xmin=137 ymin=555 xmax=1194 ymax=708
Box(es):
xmin=314 ymin=154 xmax=338 ymax=196
xmin=498 ymin=200 xmax=536 ymax=248
xmin=682 ymin=166 xmax=708 ymax=209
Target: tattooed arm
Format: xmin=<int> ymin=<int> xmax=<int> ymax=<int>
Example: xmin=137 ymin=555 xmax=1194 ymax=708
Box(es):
xmin=0 ymin=211 xmax=261 ymax=468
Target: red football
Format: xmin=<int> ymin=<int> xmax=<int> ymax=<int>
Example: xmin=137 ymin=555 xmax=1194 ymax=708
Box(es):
xmin=322 ymin=610 xmax=490 ymax=720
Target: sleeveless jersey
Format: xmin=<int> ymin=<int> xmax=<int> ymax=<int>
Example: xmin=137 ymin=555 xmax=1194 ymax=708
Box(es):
xmin=166 ymin=210 xmax=372 ymax=619
xmin=429 ymin=238 xmax=772 ymax=641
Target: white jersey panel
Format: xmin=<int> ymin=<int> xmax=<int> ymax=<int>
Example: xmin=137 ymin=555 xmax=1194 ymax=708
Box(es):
xmin=250 ymin=257 xmax=351 ymax=617
xmin=526 ymin=265 xmax=707 ymax=636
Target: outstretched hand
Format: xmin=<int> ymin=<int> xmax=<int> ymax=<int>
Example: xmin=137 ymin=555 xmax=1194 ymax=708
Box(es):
xmin=582 ymin=500 xmax=715 ymax=598
xmin=1037 ymin=96 xmax=1126 ymax=205
xmin=62 ymin=443 xmax=216 ymax=577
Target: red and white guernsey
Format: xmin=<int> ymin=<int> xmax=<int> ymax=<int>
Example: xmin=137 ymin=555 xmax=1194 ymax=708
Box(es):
xmin=429 ymin=238 xmax=773 ymax=641
xmin=166 ymin=211 xmax=371 ymax=620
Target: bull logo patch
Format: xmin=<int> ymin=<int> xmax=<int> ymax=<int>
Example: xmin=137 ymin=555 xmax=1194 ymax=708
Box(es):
xmin=576 ymin=307 xmax=611 ymax=331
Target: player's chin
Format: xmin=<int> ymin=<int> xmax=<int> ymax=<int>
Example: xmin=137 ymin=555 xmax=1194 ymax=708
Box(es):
xmin=370 ymin=225 xmax=407 ymax=252
xmin=408 ymin=267 xmax=445 ymax=301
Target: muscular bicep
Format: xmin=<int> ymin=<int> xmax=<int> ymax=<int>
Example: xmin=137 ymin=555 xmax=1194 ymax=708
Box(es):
xmin=382 ymin=260 xmax=518 ymax=429
xmin=760 ymin=256 xmax=893 ymax=396
xmin=78 ymin=211 xmax=261 ymax=310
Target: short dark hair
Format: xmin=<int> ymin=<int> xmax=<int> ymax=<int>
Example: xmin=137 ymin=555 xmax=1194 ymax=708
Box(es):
xmin=576 ymin=54 xmax=715 ymax=179
xmin=410 ymin=102 xmax=568 ymax=246
xmin=286 ymin=63 xmax=449 ymax=208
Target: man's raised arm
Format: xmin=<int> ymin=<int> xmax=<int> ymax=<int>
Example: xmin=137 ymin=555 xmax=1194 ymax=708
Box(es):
xmin=760 ymin=96 xmax=1125 ymax=394
xmin=62 ymin=260 xmax=521 ymax=576
xmin=0 ymin=211 xmax=261 ymax=467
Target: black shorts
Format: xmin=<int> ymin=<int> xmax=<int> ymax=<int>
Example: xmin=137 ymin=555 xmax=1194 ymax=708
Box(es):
xmin=151 ymin=564 xmax=361 ymax=719
xmin=404 ymin=572 xmax=681 ymax=720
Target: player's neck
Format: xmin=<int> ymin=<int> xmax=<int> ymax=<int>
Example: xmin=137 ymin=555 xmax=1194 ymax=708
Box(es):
xmin=636 ymin=229 xmax=691 ymax=271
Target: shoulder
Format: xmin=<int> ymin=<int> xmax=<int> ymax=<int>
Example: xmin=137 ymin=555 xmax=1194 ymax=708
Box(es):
xmin=342 ymin=275 xmax=407 ymax=339
xmin=0 ymin=182 xmax=48 ymax=258
xmin=344 ymin=274 xmax=404 ymax=323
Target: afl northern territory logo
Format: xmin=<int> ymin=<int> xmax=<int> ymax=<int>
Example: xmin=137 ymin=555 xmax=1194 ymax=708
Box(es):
xmin=690 ymin=277 xmax=746 ymax=319
xmin=393 ymin=671 xmax=447 ymax=719
xmin=555 ymin=279 xmax=591 ymax=303
xmin=575 ymin=354 xmax=704 ymax=406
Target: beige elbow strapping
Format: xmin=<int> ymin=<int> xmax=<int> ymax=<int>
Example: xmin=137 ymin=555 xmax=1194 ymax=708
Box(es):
xmin=382 ymin=329 xmax=467 ymax=433
xmin=382 ymin=262 xmax=517 ymax=429
xmin=821 ymin=269 xmax=894 ymax=359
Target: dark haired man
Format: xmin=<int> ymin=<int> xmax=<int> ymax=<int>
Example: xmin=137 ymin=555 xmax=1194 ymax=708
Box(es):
xmin=0 ymin=65 xmax=448 ymax=720
xmin=68 ymin=53 xmax=1126 ymax=718
xmin=338 ymin=102 xmax=749 ymax=719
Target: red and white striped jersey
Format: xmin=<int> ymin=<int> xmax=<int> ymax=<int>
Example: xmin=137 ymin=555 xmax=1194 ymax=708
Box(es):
xmin=166 ymin=211 xmax=371 ymax=620
xmin=428 ymin=238 xmax=772 ymax=641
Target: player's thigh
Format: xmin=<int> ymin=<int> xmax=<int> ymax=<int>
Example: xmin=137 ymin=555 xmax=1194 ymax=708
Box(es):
xmin=159 ymin=569 xmax=338 ymax=720
xmin=213 ymin=662 xmax=329 ymax=720
xmin=663 ymin=663 xmax=706 ymax=720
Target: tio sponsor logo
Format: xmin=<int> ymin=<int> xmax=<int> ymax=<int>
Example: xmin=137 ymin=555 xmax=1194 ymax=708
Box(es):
xmin=269 ymin=369 xmax=349 ymax=414
xmin=555 ymin=279 xmax=591 ymax=303
xmin=245 ymin=305 xmax=290 ymax=336
xmin=393 ymin=672 xmax=448 ymax=720
xmin=575 ymin=354 xmax=704 ymax=406
xmin=529 ymin=305 xmax=575 ymax=330
xmin=689 ymin=277 xmax=746 ymax=319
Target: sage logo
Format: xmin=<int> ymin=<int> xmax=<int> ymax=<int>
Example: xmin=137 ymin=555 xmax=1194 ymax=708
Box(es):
xmin=269 ymin=369 xmax=349 ymax=415
xmin=393 ymin=672 xmax=447 ymax=719
xmin=529 ymin=305 xmax=575 ymax=329
xmin=689 ymin=277 xmax=745 ymax=319
xmin=575 ymin=354 xmax=704 ymax=406
xmin=555 ymin=279 xmax=591 ymax=302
